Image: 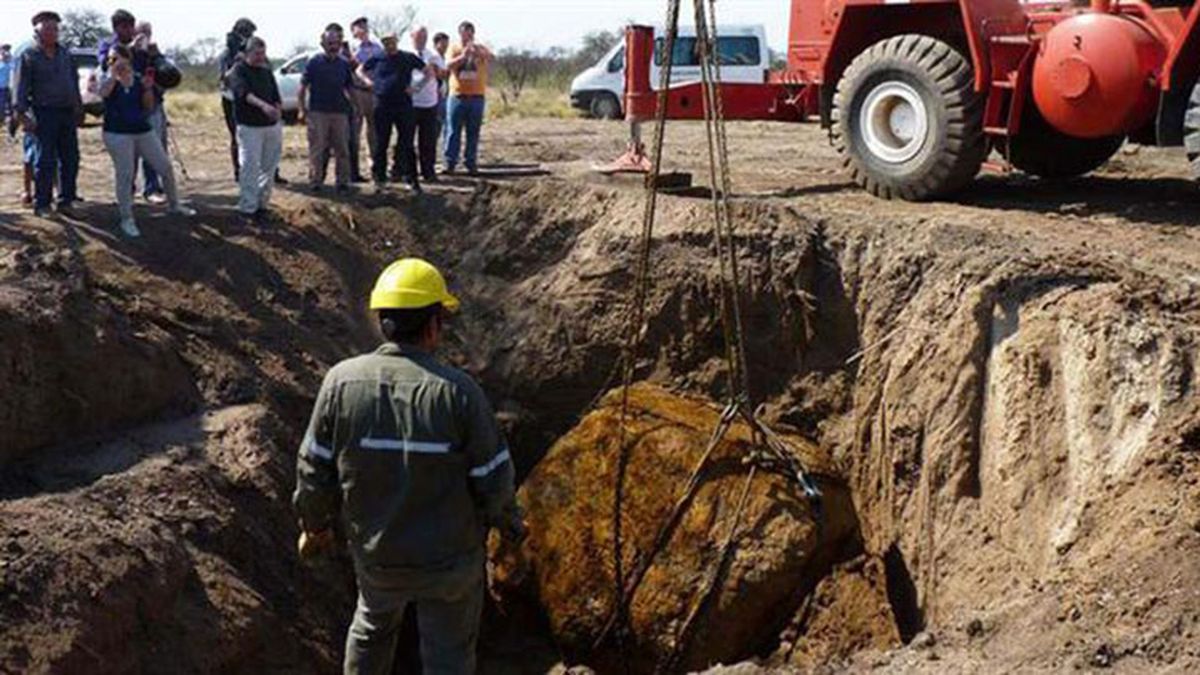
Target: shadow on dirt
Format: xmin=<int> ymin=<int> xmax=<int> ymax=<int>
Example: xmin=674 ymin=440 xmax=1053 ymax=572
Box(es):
xmin=955 ymin=175 xmax=1200 ymax=227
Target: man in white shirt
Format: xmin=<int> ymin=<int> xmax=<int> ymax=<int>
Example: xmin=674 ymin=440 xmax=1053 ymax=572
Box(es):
xmin=409 ymin=26 xmax=446 ymax=183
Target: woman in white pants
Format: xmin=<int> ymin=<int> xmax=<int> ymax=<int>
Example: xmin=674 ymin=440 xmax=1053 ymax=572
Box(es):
xmin=228 ymin=37 xmax=284 ymax=218
xmin=100 ymin=45 xmax=193 ymax=238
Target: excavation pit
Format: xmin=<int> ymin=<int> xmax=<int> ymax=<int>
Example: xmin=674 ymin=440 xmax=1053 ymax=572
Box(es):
xmin=2 ymin=178 xmax=1199 ymax=673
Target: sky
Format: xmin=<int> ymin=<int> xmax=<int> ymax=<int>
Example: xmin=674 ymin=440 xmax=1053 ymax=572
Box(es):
xmin=1 ymin=1 xmax=792 ymax=55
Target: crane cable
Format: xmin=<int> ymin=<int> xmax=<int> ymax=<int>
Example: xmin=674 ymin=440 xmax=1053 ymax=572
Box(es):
xmin=605 ymin=0 xmax=684 ymax=668
xmin=601 ymin=0 xmax=824 ymax=668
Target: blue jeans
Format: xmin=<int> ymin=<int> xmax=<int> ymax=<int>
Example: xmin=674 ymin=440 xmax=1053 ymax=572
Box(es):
xmin=141 ymin=106 xmax=167 ymax=196
xmin=0 ymin=88 xmax=10 ymax=122
xmin=444 ymin=95 xmax=484 ymax=171
xmin=31 ymin=105 xmax=79 ymax=208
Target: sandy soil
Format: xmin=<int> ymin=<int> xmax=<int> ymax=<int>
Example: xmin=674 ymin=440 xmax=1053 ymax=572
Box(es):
xmin=1 ymin=111 xmax=1198 ymax=674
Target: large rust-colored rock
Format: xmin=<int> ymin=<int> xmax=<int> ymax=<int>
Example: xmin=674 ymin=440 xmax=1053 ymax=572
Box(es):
xmin=496 ymin=384 xmax=859 ymax=673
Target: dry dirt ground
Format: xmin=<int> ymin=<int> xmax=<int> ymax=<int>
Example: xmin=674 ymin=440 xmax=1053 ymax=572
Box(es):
xmin=1 ymin=111 xmax=1199 ymax=674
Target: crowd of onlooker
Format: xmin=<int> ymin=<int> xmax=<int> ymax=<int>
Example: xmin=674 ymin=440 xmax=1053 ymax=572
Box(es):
xmin=3 ymin=9 xmax=494 ymax=237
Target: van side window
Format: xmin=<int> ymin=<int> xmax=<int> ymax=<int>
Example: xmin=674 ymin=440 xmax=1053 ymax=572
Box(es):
xmin=608 ymin=47 xmax=626 ymax=73
xmin=654 ymin=36 xmax=760 ymax=67
xmin=716 ymin=37 xmax=760 ymax=66
xmin=655 ymin=37 xmax=699 ymax=67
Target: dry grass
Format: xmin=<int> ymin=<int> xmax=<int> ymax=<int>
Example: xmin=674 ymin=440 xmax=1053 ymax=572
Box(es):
xmin=487 ymin=87 xmax=579 ymax=121
xmin=165 ymin=91 xmax=224 ymax=123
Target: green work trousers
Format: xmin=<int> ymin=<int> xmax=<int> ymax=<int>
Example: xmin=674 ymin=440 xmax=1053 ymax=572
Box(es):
xmin=344 ymin=558 xmax=485 ymax=675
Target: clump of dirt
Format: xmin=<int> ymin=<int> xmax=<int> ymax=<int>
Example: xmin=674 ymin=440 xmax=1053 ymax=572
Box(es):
xmin=0 ymin=245 xmax=196 ymax=465
xmin=780 ymin=555 xmax=902 ymax=670
xmin=493 ymin=383 xmax=859 ymax=674
xmin=0 ymin=406 xmax=349 ymax=673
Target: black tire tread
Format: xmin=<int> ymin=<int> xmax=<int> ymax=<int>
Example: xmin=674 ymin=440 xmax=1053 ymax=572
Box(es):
xmin=1184 ymin=81 xmax=1200 ymax=180
xmin=832 ymin=34 xmax=986 ymax=201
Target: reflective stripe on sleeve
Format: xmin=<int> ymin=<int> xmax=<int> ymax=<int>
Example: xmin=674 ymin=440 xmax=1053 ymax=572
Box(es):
xmin=360 ymin=438 xmax=453 ymax=454
xmin=470 ymin=449 xmax=512 ymax=478
xmin=306 ymin=436 xmax=334 ymax=461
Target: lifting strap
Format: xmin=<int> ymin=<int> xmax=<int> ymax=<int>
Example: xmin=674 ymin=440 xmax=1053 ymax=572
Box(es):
xmin=599 ymin=1 xmax=824 ymax=670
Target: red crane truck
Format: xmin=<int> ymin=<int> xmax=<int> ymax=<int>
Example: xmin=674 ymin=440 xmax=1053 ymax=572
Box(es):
xmin=616 ymin=0 xmax=1200 ymax=200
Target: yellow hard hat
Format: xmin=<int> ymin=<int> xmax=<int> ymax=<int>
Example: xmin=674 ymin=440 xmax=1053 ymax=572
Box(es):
xmin=369 ymin=258 xmax=461 ymax=312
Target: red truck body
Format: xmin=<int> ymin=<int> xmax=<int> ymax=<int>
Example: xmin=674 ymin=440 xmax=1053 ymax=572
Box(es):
xmin=620 ymin=1 xmax=1200 ymax=197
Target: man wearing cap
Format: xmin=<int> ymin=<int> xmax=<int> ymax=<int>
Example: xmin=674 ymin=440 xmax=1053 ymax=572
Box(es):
xmin=295 ymin=257 xmax=523 ymax=675
xmin=15 ymin=11 xmax=83 ymax=215
xmin=358 ymin=34 xmax=425 ymax=192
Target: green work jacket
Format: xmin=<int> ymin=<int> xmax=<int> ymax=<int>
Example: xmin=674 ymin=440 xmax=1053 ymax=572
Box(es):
xmin=294 ymin=342 xmax=517 ymax=575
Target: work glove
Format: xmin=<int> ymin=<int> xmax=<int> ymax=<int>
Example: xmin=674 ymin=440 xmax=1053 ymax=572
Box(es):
xmin=498 ymin=503 xmax=529 ymax=544
xmin=298 ymin=528 xmax=335 ymax=559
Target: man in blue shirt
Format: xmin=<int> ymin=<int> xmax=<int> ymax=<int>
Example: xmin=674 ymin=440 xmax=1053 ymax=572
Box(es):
xmin=15 ymin=11 xmax=82 ymax=215
xmin=360 ymin=34 xmax=425 ymax=192
xmin=0 ymin=44 xmax=13 ymax=125
xmin=298 ymin=30 xmax=355 ymax=192
xmin=350 ymin=17 xmax=383 ymax=183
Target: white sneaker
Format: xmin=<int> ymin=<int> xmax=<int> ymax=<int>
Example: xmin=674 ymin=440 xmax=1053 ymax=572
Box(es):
xmin=170 ymin=205 xmax=197 ymax=217
xmin=119 ymin=217 xmax=141 ymax=238
xmin=145 ymin=193 xmax=168 ymax=205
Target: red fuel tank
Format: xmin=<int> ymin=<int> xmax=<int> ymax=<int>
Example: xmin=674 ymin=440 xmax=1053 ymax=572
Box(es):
xmin=1032 ymin=12 xmax=1166 ymax=139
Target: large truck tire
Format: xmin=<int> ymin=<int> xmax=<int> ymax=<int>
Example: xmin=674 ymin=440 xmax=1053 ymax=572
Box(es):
xmin=833 ymin=34 xmax=986 ymax=201
xmin=1002 ymin=107 xmax=1124 ymax=178
xmin=1183 ymin=81 xmax=1200 ymax=180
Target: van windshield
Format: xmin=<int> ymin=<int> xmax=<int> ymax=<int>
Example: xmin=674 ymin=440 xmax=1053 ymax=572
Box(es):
xmin=653 ymin=36 xmax=759 ymax=67
xmin=607 ymin=47 xmax=625 ymax=73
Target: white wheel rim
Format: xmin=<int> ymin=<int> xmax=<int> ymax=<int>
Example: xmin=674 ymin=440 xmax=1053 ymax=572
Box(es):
xmin=859 ymin=81 xmax=928 ymax=164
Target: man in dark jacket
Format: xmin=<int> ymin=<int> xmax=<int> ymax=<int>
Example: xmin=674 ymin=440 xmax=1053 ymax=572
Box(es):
xmin=358 ymin=33 xmax=425 ymax=192
xmin=14 ymin=11 xmax=82 ymax=216
xmin=296 ymin=257 xmax=523 ymax=675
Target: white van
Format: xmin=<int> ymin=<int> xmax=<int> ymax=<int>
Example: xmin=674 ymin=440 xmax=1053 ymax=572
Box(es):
xmin=570 ymin=25 xmax=771 ymax=119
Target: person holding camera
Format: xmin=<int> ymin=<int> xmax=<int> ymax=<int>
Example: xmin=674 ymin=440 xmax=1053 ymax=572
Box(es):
xmin=228 ymin=36 xmax=284 ymax=219
xmin=444 ymin=21 xmax=492 ymax=176
xmin=99 ymin=11 xmax=182 ymax=206
xmin=133 ymin=21 xmax=170 ymax=204
xmin=99 ymin=45 xmax=194 ymax=238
